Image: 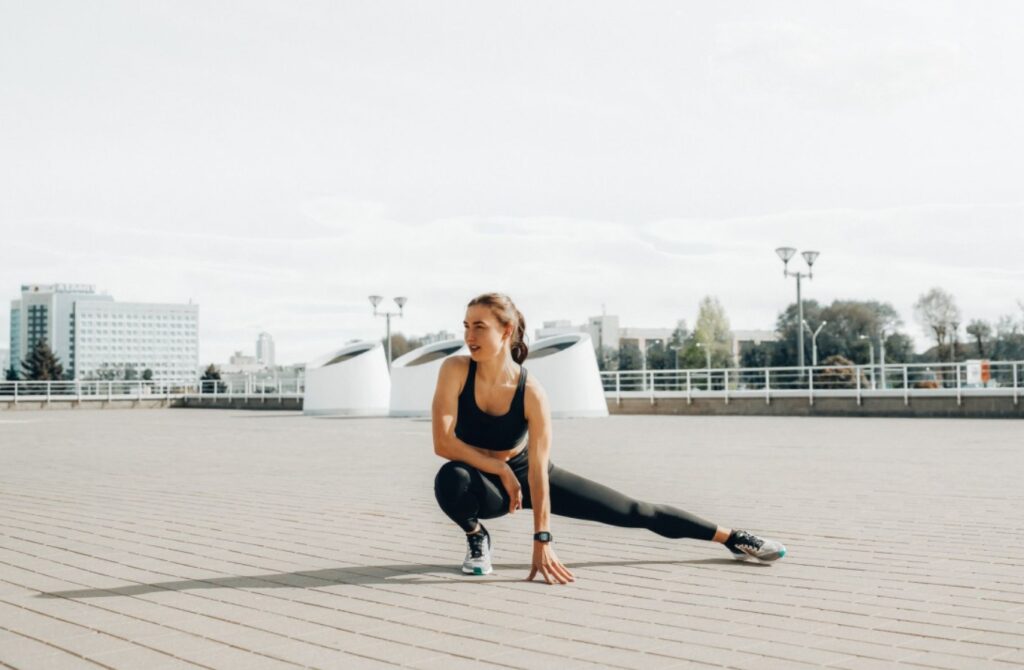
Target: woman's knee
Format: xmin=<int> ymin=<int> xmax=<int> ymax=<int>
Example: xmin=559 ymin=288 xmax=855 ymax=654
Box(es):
xmin=434 ymin=461 xmax=473 ymax=502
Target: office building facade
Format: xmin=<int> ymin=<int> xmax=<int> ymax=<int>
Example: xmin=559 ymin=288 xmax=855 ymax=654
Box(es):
xmin=9 ymin=284 xmax=113 ymax=378
xmin=73 ymin=301 xmax=199 ymax=381
xmin=8 ymin=284 xmax=198 ymax=381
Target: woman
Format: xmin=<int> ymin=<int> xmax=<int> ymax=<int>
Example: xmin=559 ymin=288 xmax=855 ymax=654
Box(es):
xmin=432 ymin=293 xmax=786 ymax=584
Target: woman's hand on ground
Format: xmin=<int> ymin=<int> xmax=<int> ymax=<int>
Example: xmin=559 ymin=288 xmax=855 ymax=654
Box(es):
xmin=499 ymin=464 xmax=522 ymax=514
xmin=527 ymin=543 xmax=575 ymax=585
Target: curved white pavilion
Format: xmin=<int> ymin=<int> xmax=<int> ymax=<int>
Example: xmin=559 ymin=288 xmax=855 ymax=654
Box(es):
xmin=389 ymin=339 xmax=467 ymax=417
xmin=525 ymin=333 xmax=608 ymax=418
xmin=303 ymin=341 xmax=390 ymax=416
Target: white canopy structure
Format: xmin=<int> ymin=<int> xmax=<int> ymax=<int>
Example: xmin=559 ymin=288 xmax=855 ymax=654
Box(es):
xmin=525 ymin=333 xmax=608 ymax=418
xmin=390 ymin=339 xmax=467 ymax=417
xmin=303 ymin=341 xmax=390 ymax=416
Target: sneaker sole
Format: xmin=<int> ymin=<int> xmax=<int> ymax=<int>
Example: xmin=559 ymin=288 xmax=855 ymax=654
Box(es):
xmin=730 ymin=547 xmax=787 ymax=562
xmin=462 ymin=565 xmax=493 ymax=576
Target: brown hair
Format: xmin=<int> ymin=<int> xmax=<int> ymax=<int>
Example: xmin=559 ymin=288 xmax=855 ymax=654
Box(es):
xmin=467 ymin=293 xmax=529 ymax=364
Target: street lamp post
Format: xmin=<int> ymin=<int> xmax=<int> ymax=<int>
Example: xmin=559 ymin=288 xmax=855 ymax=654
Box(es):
xmin=369 ymin=295 xmax=407 ymax=371
xmin=776 ymin=247 xmax=820 ymax=372
xmin=801 ymin=319 xmax=827 ymax=367
xmin=859 ymin=334 xmax=876 ymax=389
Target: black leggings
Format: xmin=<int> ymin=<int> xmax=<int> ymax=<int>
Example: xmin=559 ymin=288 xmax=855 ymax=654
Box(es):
xmin=434 ymin=447 xmax=717 ymax=541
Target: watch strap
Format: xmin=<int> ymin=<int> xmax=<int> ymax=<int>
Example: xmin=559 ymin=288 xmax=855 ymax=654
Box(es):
xmin=533 ymin=531 xmax=553 ymax=543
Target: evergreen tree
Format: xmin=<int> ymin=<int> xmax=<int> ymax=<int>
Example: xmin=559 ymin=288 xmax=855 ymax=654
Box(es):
xmin=21 ymin=339 xmax=64 ymax=381
xmin=5 ymin=366 xmax=18 ymax=381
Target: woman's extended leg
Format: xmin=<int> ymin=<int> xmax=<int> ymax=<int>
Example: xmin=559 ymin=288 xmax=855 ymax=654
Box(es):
xmin=541 ymin=464 xmax=786 ymax=561
xmin=544 ymin=464 xmax=718 ymax=540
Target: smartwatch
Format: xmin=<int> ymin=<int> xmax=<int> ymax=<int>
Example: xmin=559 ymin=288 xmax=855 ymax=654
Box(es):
xmin=533 ymin=532 xmax=553 ymax=543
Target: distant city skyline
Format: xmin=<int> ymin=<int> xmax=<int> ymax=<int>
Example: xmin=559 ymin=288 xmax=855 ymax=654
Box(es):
xmin=3 ymin=3 xmax=1022 ymax=364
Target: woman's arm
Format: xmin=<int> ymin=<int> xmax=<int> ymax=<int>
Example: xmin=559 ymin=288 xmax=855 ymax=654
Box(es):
xmin=524 ymin=379 xmax=575 ymax=585
xmin=525 ymin=381 xmax=552 ymax=533
xmin=431 ymin=357 xmax=512 ymax=477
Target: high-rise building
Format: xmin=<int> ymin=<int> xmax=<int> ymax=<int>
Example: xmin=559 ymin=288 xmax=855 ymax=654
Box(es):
xmin=256 ymin=332 xmax=275 ymax=367
xmin=9 ymin=284 xmax=113 ymax=378
xmin=8 ymin=284 xmax=199 ymax=381
xmin=8 ymin=303 xmax=19 ymax=372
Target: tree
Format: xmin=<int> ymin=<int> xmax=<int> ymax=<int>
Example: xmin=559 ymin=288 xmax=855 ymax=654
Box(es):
xmin=142 ymin=369 xmax=153 ymax=381
xmin=740 ymin=341 xmax=783 ymax=368
xmin=772 ymin=299 xmax=905 ymax=366
xmin=913 ymin=288 xmax=961 ymax=362
xmin=692 ymin=296 xmax=733 ymax=367
xmin=5 ymin=366 xmax=18 ymax=381
xmin=617 ymin=341 xmax=642 ymax=371
xmin=124 ymin=366 xmax=138 ymax=381
xmin=385 ymin=333 xmax=424 ymax=361
xmin=201 ymin=363 xmax=226 ymax=392
xmin=992 ymin=315 xmax=1024 ymax=360
xmin=965 ymin=319 xmax=992 ymax=358
xmin=21 ymin=339 xmax=64 ymax=381
xmin=882 ymin=332 xmax=914 ymax=364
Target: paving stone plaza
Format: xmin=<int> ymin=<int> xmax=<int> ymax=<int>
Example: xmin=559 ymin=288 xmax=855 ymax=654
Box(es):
xmin=1 ymin=410 xmax=1022 ymax=669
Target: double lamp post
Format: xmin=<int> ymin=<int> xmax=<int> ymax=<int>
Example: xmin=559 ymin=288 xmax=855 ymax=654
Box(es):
xmin=369 ymin=295 xmax=406 ymax=371
xmin=775 ymin=247 xmax=820 ymax=373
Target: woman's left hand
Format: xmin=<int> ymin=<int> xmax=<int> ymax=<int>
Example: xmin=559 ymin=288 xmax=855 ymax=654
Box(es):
xmin=527 ymin=542 xmax=575 ymax=585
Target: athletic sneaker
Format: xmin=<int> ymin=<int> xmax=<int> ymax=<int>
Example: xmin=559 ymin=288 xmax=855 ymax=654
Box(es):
xmin=462 ymin=526 xmax=493 ymax=576
xmin=724 ymin=529 xmax=787 ymax=562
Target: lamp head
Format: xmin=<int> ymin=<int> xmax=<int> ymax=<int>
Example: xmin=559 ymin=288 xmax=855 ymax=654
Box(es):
xmin=368 ymin=295 xmax=382 ymax=310
xmin=775 ymin=246 xmax=796 ymax=264
xmin=802 ymin=250 xmax=820 ymax=267
xmin=394 ymin=296 xmax=407 ymax=311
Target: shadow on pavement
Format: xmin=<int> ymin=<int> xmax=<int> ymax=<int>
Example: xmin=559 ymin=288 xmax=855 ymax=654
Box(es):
xmin=38 ymin=558 xmax=769 ymax=598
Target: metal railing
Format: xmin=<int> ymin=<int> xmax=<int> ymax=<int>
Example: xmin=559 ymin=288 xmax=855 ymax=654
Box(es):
xmin=0 ymin=379 xmax=305 ymax=405
xmin=601 ymin=361 xmax=1022 ymax=407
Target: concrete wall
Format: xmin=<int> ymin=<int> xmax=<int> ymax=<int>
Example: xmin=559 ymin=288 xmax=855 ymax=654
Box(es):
xmin=173 ymin=397 xmax=303 ymax=411
xmin=1 ymin=397 xmax=302 ymax=411
xmin=1 ymin=399 xmax=175 ymax=411
xmin=608 ymin=396 xmax=1024 ymax=419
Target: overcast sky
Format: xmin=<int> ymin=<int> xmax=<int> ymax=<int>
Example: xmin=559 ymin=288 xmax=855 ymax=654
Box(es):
xmin=2 ymin=1 xmax=1022 ymax=365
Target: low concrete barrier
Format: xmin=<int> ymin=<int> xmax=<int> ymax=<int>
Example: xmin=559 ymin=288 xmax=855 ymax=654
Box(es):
xmin=173 ymin=397 xmax=303 ymax=410
xmin=608 ymin=395 xmax=1024 ymax=418
xmin=0 ymin=399 xmax=174 ymax=411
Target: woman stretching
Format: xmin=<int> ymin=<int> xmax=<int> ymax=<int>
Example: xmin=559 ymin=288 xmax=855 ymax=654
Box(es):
xmin=432 ymin=293 xmax=786 ymax=584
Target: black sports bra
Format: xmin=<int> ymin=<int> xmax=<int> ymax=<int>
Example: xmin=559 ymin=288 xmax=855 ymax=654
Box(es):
xmin=454 ymin=359 xmax=529 ymax=451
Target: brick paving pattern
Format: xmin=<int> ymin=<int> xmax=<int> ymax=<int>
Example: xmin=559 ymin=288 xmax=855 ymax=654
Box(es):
xmin=0 ymin=410 xmax=1022 ymax=669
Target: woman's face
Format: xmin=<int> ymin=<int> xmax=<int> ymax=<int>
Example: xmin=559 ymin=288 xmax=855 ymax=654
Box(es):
xmin=463 ymin=305 xmax=511 ymax=361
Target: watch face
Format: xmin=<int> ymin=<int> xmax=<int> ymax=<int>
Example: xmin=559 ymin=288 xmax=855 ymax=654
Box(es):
xmin=535 ymin=532 xmax=552 ymax=542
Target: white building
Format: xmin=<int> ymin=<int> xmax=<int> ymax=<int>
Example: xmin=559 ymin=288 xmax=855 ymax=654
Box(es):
xmin=535 ymin=320 xmax=580 ymax=340
xmin=73 ymin=301 xmax=199 ymax=381
xmin=221 ymin=350 xmax=263 ymax=374
xmin=582 ymin=314 xmax=620 ymax=354
xmin=389 ymin=339 xmax=466 ymax=417
xmin=256 ymin=332 xmax=275 ymax=367
xmin=420 ymin=330 xmax=456 ymax=346
xmin=525 ymin=333 xmax=608 ymax=418
xmin=9 ymin=284 xmax=113 ymax=378
xmin=304 ymin=341 xmax=390 ymax=416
